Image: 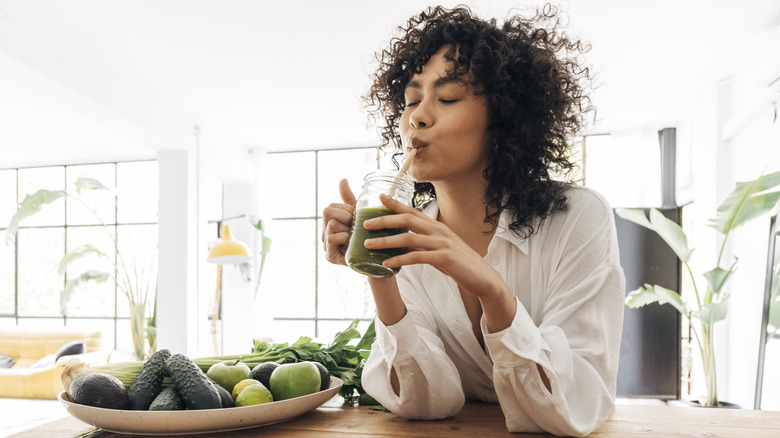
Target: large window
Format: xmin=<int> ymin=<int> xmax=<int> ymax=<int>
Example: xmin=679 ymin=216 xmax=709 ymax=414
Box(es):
xmin=0 ymin=161 xmax=158 ymax=353
xmin=259 ymin=147 xmax=393 ymax=342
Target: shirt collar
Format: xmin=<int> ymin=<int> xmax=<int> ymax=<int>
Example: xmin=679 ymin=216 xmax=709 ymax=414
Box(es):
xmin=420 ymin=200 xmax=529 ymax=255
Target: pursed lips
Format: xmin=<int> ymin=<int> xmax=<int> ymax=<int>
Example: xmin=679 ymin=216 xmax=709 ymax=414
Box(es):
xmin=410 ymin=138 xmax=429 ymax=151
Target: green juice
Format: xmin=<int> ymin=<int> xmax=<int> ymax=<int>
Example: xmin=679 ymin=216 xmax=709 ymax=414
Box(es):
xmin=346 ymin=206 xmax=407 ymax=278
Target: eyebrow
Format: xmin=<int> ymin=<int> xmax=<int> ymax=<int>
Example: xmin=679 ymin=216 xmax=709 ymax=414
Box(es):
xmin=406 ymin=75 xmax=460 ymax=89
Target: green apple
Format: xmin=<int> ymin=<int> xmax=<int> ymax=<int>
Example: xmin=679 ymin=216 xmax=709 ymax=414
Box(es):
xmin=269 ymin=362 xmax=321 ymax=401
xmin=206 ymin=360 xmax=252 ymax=393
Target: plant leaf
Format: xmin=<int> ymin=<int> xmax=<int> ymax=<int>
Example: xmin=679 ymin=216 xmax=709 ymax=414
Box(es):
xmin=236 ymin=262 xmax=252 ymax=283
xmin=355 ymin=320 xmax=376 ymax=351
xmin=61 ymin=270 xmax=111 ymax=315
xmin=616 ymin=208 xmax=692 ymax=261
xmin=693 ymin=298 xmax=729 ymax=325
xmin=625 ymin=283 xmax=688 ymax=315
xmin=253 ymin=236 xmax=272 ymax=293
xmin=648 ymin=209 xmax=693 ymax=261
xmin=5 ymin=189 xmax=66 ymax=244
xmin=710 ymin=170 xmax=780 ymax=234
xmin=615 ymin=208 xmax=652 ymax=228
xmin=327 ymin=319 xmax=361 ymax=353
xmin=75 ymin=177 xmax=110 ymax=193
xmin=58 ymin=244 xmax=107 ymax=275
xmin=703 ymin=267 xmax=733 ymax=296
xmin=249 ymin=217 xmax=265 ymax=231
xmin=722 ymin=192 xmax=780 ymax=231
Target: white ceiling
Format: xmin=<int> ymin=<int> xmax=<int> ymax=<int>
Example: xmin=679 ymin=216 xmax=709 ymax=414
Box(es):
xmin=1 ymin=0 xmax=780 ymax=168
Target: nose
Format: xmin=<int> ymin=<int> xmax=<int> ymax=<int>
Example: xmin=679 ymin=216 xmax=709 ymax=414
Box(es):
xmin=409 ymin=101 xmax=432 ymax=129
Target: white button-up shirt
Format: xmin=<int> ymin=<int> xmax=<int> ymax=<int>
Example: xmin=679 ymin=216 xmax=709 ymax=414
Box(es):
xmin=362 ymin=186 xmax=626 ymax=437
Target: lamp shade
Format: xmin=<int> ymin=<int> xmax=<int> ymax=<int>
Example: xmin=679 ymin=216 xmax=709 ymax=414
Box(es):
xmin=207 ymin=225 xmax=251 ymax=264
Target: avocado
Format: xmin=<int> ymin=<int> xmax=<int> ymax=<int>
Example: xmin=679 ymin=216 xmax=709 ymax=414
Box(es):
xmin=165 ymin=353 xmax=222 ymax=410
xmin=251 ymin=362 xmax=279 ymax=389
xmin=128 ymin=349 xmax=171 ymax=410
xmin=70 ymin=373 xmax=130 ymax=410
xmin=148 ymin=386 xmax=185 ymax=411
xmin=313 ymin=362 xmax=331 ymax=391
xmin=211 ymin=379 xmax=235 ymax=408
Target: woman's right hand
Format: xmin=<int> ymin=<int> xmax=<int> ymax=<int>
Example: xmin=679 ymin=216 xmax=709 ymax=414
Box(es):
xmin=321 ymin=178 xmax=357 ymax=266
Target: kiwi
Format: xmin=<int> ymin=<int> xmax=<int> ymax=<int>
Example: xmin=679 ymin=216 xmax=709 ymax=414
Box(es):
xmin=70 ymin=373 xmax=130 ymax=410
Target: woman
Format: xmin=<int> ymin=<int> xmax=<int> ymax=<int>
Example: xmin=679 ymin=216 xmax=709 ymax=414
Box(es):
xmin=322 ymin=5 xmax=625 ymax=436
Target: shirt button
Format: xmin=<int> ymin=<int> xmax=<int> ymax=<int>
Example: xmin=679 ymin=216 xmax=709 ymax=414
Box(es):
xmin=489 ymin=258 xmax=499 ymax=266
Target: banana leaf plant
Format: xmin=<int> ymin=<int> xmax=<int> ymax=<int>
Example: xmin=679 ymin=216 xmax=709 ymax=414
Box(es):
xmin=232 ymin=216 xmax=272 ymax=300
xmin=616 ymin=169 xmax=780 ymax=407
xmin=5 ymin=177 xmax=157 ymax=361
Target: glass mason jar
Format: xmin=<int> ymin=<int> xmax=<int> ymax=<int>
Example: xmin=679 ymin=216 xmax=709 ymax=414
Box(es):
xmin=345 ymin=169 xmax=414 ymax=278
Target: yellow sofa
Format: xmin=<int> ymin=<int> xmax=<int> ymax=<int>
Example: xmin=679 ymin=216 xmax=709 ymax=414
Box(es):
xmin=0 ymin=327 xmax=110 ymax=399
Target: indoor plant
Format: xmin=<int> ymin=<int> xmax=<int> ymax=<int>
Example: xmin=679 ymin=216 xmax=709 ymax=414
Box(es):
xmin=5 ymin=177 xmax=157 ymax=361
xmin=616 ymin=170 xmax=780 ymax=407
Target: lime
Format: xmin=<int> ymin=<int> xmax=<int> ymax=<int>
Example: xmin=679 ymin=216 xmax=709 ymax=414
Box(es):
xmin=235 ymin=383 xmax=273 ymax=407
xmin=232 ymin=378 xmax=261 ymax=400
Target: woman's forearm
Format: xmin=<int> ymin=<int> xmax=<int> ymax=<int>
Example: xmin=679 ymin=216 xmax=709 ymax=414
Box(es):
xmin=367 ymin=276 xmax=407 ymax=326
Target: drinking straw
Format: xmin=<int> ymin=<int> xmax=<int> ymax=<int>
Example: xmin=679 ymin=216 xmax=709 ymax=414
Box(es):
xmin=388 ymin=148 xmax=417 ymax=198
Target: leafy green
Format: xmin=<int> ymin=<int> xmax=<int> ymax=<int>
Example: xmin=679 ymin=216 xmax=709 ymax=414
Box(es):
xmin=193 ymin=319 xmax=376 ymax=404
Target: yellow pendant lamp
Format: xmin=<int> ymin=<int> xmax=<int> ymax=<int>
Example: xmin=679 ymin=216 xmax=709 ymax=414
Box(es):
xmin=207 ymin=225 xmax=251 ymax=353
xmin=208 ymin=225 xmax=251 ymax=264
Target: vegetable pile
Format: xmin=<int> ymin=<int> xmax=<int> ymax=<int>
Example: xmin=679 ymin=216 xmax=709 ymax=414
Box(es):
xmin=62 ymin=319 xmax=376 ymax=405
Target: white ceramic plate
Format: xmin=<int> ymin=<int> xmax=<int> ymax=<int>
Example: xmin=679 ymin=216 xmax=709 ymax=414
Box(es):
xmin=58 ymin=377 xmax=343 ymax=436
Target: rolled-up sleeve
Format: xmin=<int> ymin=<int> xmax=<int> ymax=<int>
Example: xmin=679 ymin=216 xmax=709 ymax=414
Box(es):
xmin=484 ymin=188 xmax=625 ymax=436
xmin=362 ymin=273 xmax=466 ymax=420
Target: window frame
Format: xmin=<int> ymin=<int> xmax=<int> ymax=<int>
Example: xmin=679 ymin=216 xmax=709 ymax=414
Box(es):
xmin=0 ymin=160 xmax=158 ymax=351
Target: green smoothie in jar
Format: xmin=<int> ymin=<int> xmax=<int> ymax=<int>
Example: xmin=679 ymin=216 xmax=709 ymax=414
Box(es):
xmin=346 ymin=206 xmax=407 ymax=277
xmin=345 ymin=169 xmax=414 ymax=278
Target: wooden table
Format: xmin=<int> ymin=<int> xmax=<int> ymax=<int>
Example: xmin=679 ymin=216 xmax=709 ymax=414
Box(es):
xmin=10 ymin=397 xmax=780 ymax=438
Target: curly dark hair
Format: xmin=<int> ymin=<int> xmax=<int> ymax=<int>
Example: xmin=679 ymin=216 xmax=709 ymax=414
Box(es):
xmin=365 ymin=3 xmax=594 ymax=238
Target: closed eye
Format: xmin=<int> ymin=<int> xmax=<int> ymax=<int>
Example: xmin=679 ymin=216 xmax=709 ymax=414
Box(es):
xmin=405 ymin=101 xmax=420 ymax=107
xmin=439 ymin=99 xmax=459 ymax=104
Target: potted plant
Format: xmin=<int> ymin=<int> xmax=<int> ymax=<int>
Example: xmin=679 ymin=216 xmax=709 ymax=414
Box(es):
xmin=616 ymin=170 xmax=780 ymax=407
xmin=5 ymin=177 xmax=157 ymax=361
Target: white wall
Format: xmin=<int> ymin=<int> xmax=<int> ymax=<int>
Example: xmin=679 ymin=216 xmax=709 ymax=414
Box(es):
xmin=156 ymin=149 xmax=201 ymax=355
